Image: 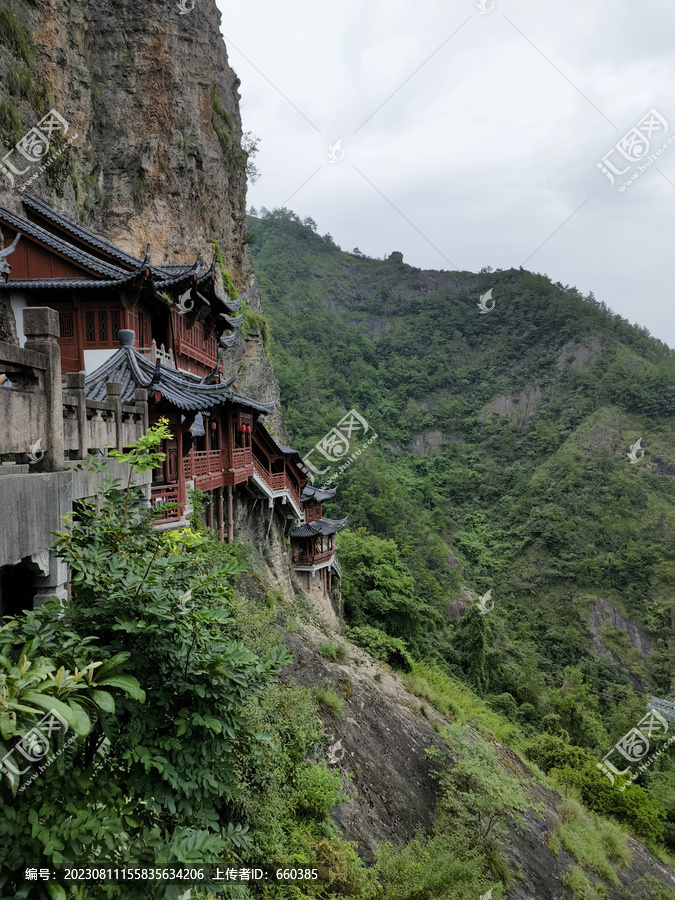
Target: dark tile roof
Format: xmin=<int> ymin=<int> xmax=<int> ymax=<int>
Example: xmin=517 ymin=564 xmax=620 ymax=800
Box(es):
xmin=84 ymin=329 xmax=275 ymax=413
xmin=0 ymin=206 xmax=130 ymax=278
xmin=22 ymin=193 xmax=145 ymax=270
xmin=0 ymin=276 xmax=133 ymax=291
xmin=302 ymin=486 xmax=336 ymax=502
xmin=291 ymin=516 xmax=348 ymax=538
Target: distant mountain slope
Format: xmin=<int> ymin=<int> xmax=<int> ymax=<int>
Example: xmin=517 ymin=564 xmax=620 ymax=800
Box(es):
xmin=249 ymin=208 xmax=674 ymax=709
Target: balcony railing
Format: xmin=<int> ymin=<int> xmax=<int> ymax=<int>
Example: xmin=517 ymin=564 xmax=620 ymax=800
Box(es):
xmin=253 ymin=458 xmax=285 ymax=491
xmin=151 ymin=484 xmax=182 ymax=523
xmin=229 ymin=447 xmax=251 ymax=471
xmin=292 ymin=550 xmax=334 ymax=568
xmin=185 ymin=449 xmax=223 ymax=480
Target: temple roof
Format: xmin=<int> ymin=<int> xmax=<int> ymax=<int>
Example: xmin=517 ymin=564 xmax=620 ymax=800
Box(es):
xmin=84 ymin=329 xmax=275 ymax=413
xmin=0 ymin=206 xmax=132 ymax=279
xmin=1 ymin=198 xmax=242 ymax=325
xmin=302 ymin=486 xmax=336 ymax=502
xmin=22 ymin=193 xmax=147 ymax=270
xmin=291 ymin=516 xmax=348 ymax=538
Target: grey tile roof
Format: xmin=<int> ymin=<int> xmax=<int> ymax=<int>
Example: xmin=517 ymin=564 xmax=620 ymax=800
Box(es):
xmin=84 ymin=330 xmax=276 ymax=413
xmin=22 ymin=193 xmax=146 ymax=270
xmin=302 ymin=486 xmax=337 ymax=502
xmin=0 ymin=276 xmax=132 ymax=291
xmin=0 ymin=206 xmax=130 ymax=278
xmin=291 ymin=516 xmax=348 ymax=538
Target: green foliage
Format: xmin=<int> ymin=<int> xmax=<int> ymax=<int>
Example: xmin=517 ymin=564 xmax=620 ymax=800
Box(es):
xmin=436 ymin=723 xmax=528 ymax=842
xmin=211 ymin=84 xmax=234 ymax=152
xmin=241 ymin=304 xmax=271 ymax=355
xmin=318 ymin=642 xmax=347 ymax=663
xmin=343 ymin=624 xmax=413 ymax=672
xmin=550 ymin=798 xmax=630 ymax=886
xmin=338 ymin=529 xmax=422 ymax=640
xmin=7 ymin=66 xmax=46 ymax=109
xmin=312 ymin=686 xmax=344 ymax=718
xmin=248 ymin=207 xmax=674 ymax=860
xmin=209 ymin=238 xmax=239 ymax=302
xmin=0 ymin=9 xmax=35 ymax=62
xmin=524 ymin=732 xmax=667 ymax=843
xmin=0 ymin=99 xmax=22 ymax=145
xmin=0 ymin=424 xmax=293 ymax=897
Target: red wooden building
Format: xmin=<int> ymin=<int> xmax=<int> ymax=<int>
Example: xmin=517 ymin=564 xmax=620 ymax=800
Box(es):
xmin=0 ymin=195 xmax=343 ymax=597
xmin=291 ymin=486 xmax=346 ymax=597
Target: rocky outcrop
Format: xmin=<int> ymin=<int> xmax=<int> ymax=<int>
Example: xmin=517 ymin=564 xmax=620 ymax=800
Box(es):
xmin=481 ymin=385 xmax=543 ymax=426
xmin=590 ymin=597 xmax=653 ymax=656
xmin=0 ymin=0 xmax=247 ymax=274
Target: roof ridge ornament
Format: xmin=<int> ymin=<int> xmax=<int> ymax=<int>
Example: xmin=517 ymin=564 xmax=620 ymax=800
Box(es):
xmin=0 ymin=232 xmax=20 ymax=282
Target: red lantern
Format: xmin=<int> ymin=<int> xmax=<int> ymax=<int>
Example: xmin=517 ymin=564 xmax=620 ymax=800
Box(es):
xmin=246 ymin=424 xmax=251 ymax=435
xmin=211 ymin=422 xmax=216 ymax=431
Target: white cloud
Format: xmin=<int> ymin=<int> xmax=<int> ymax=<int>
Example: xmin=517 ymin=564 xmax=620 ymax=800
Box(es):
xmin=219 ymin=0 xmax=675 ymax=346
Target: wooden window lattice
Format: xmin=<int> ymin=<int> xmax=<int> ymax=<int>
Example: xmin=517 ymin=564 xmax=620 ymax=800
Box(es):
xmin=85 ymin=310 xmax=96 ymax=343
xmin=59 ymin=311 xmax=74 ymax=338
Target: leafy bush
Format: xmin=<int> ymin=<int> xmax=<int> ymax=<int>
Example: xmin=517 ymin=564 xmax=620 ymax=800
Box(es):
xmin=524 ymin=733 xmax=666 ymax=843
xmin=0 ymin=425 xmax=291 ymax=897
xmin=313 ymin=686 xmax=344 ymax=718
xmin=549 ymin=798 xmax=630 ymax=885
xmin=344 ymin=624 xmax=413 ymax=672
xmin=319 ymin=642 xmax=347 ymax=663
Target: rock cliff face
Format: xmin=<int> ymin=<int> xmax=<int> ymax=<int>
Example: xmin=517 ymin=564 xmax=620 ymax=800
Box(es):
xmin=0 ymin=0 xmax=247 ymax=272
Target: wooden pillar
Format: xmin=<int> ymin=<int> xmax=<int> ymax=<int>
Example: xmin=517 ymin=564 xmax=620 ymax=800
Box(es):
xmin=176 ymin=416 xmax=185 ymax=521
xmin=226 ymin=484 xmax=234 ymax=543
xmin=207 ymin=492 xmax=214 ymax=532
xmin=217 ymin=488 xmax=224 ymax=542
xmin=307 ymin=572 xmax=311 ymax=591
xmin=323 ymin=568 xmax=327 ymax=598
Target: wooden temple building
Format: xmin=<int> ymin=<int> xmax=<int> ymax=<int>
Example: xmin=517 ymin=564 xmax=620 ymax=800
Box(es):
xmin=0 ymin=195 xmax=345 ymax=605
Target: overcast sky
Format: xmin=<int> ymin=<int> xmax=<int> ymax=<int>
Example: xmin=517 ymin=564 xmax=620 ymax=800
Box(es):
xmin=216 ymin=0 xmax=675 ymax=348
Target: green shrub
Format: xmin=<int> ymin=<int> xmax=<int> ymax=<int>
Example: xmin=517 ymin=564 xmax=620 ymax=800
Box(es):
xmin=319 ymin=642 xmax=347 ymax=663
xmin=550 ymin=798 xmax=630 ymax=885
xmin=344 ymin=624 xmax=413 ymax=672
xmin=313 ymin=686 xmax=344 ymax=717
xmin=0 ymin=100 xmax=22 ymax=145
xmin=525 ymin=733 xmax=666 ymax=843
xmin=294 ymin=763 xmax=346 ymax=820
xmin=0 ymin=10 xmax=35 ymax=62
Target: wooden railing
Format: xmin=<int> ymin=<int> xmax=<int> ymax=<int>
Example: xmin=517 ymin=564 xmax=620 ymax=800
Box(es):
xmin=253 ymin=458 xmax=285 ymax=491
xmin=186 ymin=449 xmax=222 ymax=480
xmin=292 ymin=550 xmax=333 ymax=567
xmin=229 ymin=447 xmax=251 ymax=471
xmin=167 ymin=448 xmax=223 ymax=481
xmin=150 ymin=484 xmax=182 ymax=523
xmin=253 ymin=459 xmax=303 ymax=510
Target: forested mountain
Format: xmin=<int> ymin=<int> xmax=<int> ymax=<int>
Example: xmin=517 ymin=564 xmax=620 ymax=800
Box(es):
xmin=249 ymin=206 xmax=675 ymax=838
